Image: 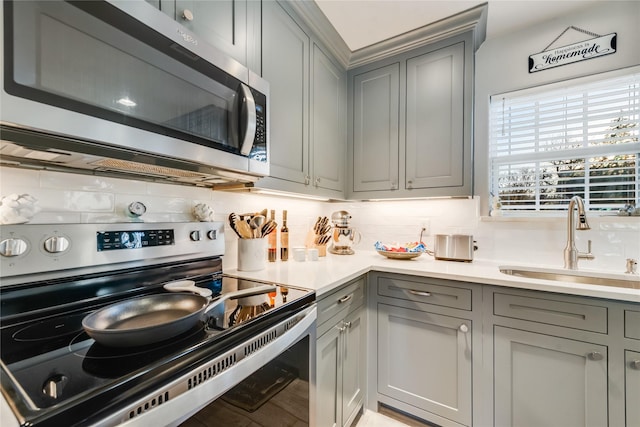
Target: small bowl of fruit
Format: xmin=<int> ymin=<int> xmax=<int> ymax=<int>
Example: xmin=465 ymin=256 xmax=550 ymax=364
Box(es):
xmin=374 ymin=241 xmax=426 ymax=260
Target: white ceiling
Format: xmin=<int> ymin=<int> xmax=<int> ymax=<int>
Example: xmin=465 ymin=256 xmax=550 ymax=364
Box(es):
xmin=314 ymin=0 xmax=601 ymax=51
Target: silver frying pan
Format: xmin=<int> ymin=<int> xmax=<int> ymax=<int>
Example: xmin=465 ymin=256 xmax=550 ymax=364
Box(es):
xmin=82 ymin=281 xmax=276 ymax=347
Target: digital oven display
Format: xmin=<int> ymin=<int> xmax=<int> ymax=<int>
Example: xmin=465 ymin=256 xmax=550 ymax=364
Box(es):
xmin=97 ymin=229 xmax=175 ymax=251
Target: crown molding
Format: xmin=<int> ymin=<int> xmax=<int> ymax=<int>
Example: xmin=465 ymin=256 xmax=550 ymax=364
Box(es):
xmin=347 ymin=3 xmax=488 ymax=69
xmin=286 ymin=1 xmax=488 ymax=70
xmin=285 ymin=0 xmax=351 ymax=68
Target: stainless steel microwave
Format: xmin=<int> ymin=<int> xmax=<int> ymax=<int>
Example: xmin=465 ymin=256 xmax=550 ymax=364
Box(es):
xmin=1 ymin=0 xmax=268 ymax=186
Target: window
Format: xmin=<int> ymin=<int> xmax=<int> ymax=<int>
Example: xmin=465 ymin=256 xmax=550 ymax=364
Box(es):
xmin=489 ymin=68 xmax=640 ymax=213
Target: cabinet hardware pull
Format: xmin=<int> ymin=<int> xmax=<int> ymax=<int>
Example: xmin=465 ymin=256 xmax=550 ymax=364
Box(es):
xmin=343 ymin=321 xmax=352 ymax=329
xmin=631 ymin=360 xmax=640 ymax=370
xmin=408 ymin=290 xmax=431 ymax=297
xmin=459 ymin=324 xmax=469 ymax=333
xmin=588 ymin=351 xmax=603 ymax=361
xmin=338 ymin=294 xmax=353 ymax=304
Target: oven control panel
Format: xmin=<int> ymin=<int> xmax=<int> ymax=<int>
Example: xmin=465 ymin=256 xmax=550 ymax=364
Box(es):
xmin=0 ymin=222 xmax=225 ymax=281
xmin=97 ymin=229 xmax=175 ymax=251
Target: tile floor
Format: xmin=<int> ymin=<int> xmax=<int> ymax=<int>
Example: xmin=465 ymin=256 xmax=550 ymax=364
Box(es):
xmin=355 ymin=410 xmax=410 ymax=427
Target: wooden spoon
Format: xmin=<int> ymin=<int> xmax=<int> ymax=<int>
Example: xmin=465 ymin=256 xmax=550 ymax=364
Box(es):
xmin=235 ymin=220 xmax=253 ymax=239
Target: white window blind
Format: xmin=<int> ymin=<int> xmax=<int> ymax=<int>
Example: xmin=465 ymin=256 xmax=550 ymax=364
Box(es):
xmin=489 ymin=69 xmax=640 ymax=212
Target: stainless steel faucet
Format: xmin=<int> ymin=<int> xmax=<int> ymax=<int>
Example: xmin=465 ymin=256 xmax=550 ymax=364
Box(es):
xmin=564 ymin=196 xmax=595 ymax=269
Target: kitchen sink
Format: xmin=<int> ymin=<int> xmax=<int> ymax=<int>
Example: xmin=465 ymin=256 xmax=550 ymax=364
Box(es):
xmin=499 ymin=265 xmax=640 ymax=289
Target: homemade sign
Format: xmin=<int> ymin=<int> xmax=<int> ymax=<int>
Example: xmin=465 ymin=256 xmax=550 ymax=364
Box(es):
xmin=529 ymin=26 xmax=617 ymax=73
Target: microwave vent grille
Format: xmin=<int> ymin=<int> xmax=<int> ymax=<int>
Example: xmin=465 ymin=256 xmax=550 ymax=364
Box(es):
xmin=91 ymin=158 xmax=208 ymax=179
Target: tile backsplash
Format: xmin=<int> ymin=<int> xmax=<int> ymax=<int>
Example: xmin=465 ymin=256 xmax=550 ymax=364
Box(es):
xmin=1 ymin=166 xmax=638 ymax=273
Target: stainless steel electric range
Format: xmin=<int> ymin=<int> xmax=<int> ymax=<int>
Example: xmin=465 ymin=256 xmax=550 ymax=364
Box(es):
xmin=0 ymin=222 xmax=316 ymax=427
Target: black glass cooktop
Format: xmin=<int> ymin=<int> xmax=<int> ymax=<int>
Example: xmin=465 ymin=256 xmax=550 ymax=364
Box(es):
xmin=0 ymin=257 xmax=313 ymax=427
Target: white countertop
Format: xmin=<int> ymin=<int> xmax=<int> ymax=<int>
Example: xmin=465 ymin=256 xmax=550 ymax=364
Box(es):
xmin=226 ymin=250 xmax=640 ymax=303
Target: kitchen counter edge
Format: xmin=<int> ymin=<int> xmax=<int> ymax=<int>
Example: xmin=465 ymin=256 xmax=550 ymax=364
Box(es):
xmin=225 ymin=251 xmax=640 ymax=303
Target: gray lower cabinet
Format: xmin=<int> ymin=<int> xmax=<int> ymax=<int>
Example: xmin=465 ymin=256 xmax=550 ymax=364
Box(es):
xmin=625 ymin=351 xmax=640 ymax=426
xmin=367 ymin=274 xmax=639 ymax=427
xmin=372 ymin=274 xmax=477 ymax=427
xmin=148 ymin=0 xmax=259 ymax=69
xmin=377 ymin=304 xmax=472 ymax=426
xmin=317 ymin=277 xmax=366 ymax=427
xmin=487 ymin=288 xmax=639 ymax=427
xmin=625 ymin=307 xmax=640 ymax=427
xmin=493 ymin=326 xmax=608 ymax=427
xmin=259 ymin=1 xmax=346 ymax=199
xmin=348 ymin=32 xmax=473 ymax=199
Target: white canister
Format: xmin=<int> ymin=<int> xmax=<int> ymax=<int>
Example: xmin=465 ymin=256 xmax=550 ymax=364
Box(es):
xmin=292 ymin=247 xmax=306 ymax=262
xmin=307 ymin=248 xmax=319 ymax=261
xmin=238 ymin=238 xmax=267 ymax=271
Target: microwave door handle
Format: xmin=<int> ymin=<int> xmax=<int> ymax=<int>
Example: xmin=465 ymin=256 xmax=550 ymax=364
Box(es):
xmin=239 ymin=83 xmax=257 ymax=156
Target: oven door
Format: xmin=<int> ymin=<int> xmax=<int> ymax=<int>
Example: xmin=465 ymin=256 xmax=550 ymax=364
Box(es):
xmin=96 ymin=305 xmax=317 ymax=427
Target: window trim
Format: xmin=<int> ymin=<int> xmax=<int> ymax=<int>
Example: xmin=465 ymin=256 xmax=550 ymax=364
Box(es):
xmin=488 ymin=65 xmax=640 ymax=216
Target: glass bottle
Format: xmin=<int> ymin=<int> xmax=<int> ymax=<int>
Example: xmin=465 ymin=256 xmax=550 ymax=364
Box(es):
xmin=280 ymin=210 xmax=289 ymax=261
xmin=268 ymin=209 xmax=277 ymax=262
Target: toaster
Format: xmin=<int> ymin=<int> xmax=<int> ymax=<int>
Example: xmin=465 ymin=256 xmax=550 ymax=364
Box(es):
xmin=434 ymin=234 xmax=476 ymax=262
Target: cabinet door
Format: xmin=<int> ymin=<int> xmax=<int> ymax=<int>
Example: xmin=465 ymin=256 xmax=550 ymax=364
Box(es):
xmin=378 ymin=303 xmax=472 ymax=426
xmin=341 ymin=308 xmax=365 ymax=427
xmin=352 ymin=64 xmax=400 ymax=192
xmin=405 ymin=42 xmax=464 ymax=190
xmin=262 ymin=1 xmax=310 ymax=184
xmin=169 ymin=0 xmax=248 ymax=65
xmin=626 ymin=351 xmax=640 ymax=426
xmin=317 ymin=325 xmax=341 ymax=427
xmin=494 ymin=326 xmax=608 ymax=427
xmin=311 ymin=44 xmax=346 ymax=192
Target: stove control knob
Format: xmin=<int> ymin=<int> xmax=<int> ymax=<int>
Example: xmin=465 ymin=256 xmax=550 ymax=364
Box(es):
xmin=190 ymin=230 xmax=202 ymax=241
xmin=43 ymin=374 xmax=68 ymax=400
xmin=44 ymin=236 xmax=70 ymax=254
xmin=0 ymin=238 xmax=28 ymax=257
xmin=207 ymin=230 xmax=217 ymax=240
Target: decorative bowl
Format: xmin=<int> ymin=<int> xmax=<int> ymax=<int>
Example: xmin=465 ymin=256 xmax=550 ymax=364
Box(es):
xmin=376 ymin=250 xmax=423 ymax=260
xmin=374 ymin=241 xmax=426 ymax=260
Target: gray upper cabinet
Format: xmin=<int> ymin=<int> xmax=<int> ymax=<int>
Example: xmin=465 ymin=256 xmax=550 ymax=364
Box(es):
xmin=261 ymin=0 xmax=309 ymax=184
xmin=258 ymin=1 xmax=346 ymax=198
xmin=406 ymin=42 xmax=465 ymax=190
xmin=311 ymin=44 xmax=346 ymax=193
xmin=149 ymin=0 xmax=259 ymax=69
xmin=348 ymin=32 xmax=473 ymax=199
xmin=352 ymin=64 xmax=400 ymax=192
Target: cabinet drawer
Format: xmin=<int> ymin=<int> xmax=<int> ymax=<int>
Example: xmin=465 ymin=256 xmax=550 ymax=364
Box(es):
xmin=317 ymin=277 xmax=364 ymax=327
xmin=377 ymin=276 xmax=471 ymax=310
xmin=625 ymin=309 xmax=640 ymax=340
xmin=494 ymin=292 xmax=607 ymax=333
